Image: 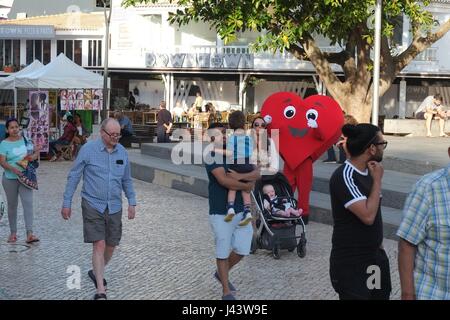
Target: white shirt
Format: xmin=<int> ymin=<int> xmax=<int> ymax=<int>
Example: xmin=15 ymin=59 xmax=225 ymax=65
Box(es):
xmin=416 ymin=96 xmax=440 ymax=113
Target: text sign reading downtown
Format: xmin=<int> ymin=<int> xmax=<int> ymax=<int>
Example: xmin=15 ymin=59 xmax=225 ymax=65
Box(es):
xmin=145 ymin=52 xmax=254 ymax=69
xmin=0 ymin=25 xmax=55 ymax=39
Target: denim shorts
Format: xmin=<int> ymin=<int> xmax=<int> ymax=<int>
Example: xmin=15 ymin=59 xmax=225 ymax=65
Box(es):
xmin=209 ymin=212 xmax=253 ymax=259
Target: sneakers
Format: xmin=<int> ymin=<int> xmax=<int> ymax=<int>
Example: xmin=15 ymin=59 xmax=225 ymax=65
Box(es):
xmin=322 ymin=159 xmax=336 ymax=164
xmin=224 ymin=204 xmax=235 ymax=222
xmin=238 ymin=211 xmax=252 ymax=226
xmin=222 ymin=293 xmax=236 ymax=300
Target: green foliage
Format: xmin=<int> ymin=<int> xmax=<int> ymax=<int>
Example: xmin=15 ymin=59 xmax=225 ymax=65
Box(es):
xmin=122 ymin=0 xmax=435 ymax=53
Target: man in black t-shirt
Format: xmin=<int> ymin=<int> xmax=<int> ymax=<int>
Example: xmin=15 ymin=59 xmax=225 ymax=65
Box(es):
xmin=205 ymin=123 xmax=260 ymax=300
xmin=156 ymin=101 xmax=173 ymax=143
xmin=329 ymin=123 xmax=391 ymax=300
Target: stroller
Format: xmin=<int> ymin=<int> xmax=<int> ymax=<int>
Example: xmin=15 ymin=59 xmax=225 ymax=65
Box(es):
xmin=250 ymin=172 xmax=307 ymax=259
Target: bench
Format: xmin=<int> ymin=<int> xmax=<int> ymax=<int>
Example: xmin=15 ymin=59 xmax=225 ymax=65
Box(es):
xmin=384 ymin=119 xmax=450 ymax=136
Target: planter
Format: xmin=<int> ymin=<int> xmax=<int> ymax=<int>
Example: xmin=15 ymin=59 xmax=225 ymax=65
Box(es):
xmin=3 ymin=66 xmax=14 ymax=73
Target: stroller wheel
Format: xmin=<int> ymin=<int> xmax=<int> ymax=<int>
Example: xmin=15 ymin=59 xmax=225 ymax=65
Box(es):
xmin=297 ymin=234 xmax=307 ymax=258
xmin=272 ymin=245 xmax=281 ymax=259
xmin=250 ymin=235 xmax=258 ymax=254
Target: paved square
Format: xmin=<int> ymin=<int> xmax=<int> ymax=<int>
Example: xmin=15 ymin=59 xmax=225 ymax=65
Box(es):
xmin=0 ymin=161 xmax=400 ymax=300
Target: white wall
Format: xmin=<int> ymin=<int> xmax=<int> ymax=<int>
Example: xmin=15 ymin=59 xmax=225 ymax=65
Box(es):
xmin=129 ymin=80 xmax=164 ymax=107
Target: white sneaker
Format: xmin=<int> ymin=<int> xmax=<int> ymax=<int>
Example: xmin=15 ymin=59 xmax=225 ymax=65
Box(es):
xmin=224 ymin=207 xmax=235 ymax=222
xmin=238 ymin=212 xmax=253 ymax=226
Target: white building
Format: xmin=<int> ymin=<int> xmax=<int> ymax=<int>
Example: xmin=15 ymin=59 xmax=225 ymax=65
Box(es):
xmin=0 ymin=0 xmax=449 ymax=119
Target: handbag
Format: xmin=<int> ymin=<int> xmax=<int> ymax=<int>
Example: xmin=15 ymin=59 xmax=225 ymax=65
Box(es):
xmin=17 ymin=163 xmax=38 ymax=190
xmin=23 ymin=136 xmax=39 ymax=169
xmin=16 ymin=136 xmax=39 ymax=190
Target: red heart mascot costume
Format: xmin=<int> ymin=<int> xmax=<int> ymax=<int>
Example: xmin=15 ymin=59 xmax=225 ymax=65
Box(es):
xmin=261 ymin=92 xmax=344 ymax=221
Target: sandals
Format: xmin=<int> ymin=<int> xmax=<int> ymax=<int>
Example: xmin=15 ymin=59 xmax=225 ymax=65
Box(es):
xmin=26 ymin=234 xmax=40 ymax=244
xmin=7 ymin=234 xmax=17 ymax=243
xmin=88 ymin=270 xmax=107 ymax=289
xmin=93 ymin=293 xmax=107 ymax=300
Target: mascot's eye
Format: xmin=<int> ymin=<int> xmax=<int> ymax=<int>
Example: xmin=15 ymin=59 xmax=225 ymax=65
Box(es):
xmin=306 ymin=109 xmax=318 ymax=121
xmin=283 ymin=106 xmax=296 ymax=119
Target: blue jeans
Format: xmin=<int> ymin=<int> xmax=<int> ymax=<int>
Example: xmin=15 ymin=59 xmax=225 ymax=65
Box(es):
xmin=326 ymin=145 xmax=346 ymax=162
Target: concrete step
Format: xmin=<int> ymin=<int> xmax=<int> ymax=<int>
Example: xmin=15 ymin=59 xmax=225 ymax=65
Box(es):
xmin=139 ymin=143 xmax=421 ymax=210
xmin=129 ymin=150 xmax=403 ymax=240
xmin=312 ymin=161 xmax=419 ymax=210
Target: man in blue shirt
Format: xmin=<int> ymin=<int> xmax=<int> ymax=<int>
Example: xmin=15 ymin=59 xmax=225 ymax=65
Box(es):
xmin=206 ymin=122 xmax=260 ymax=300
xmin=114 ymin=111 xmax=134 ymax=137
xmin=61 ymin=118 xmax=136 ymax=300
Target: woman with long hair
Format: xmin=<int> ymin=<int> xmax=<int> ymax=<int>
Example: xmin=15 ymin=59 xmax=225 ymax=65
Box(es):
xmin=250 ymin=116 xmax=279 ymax=175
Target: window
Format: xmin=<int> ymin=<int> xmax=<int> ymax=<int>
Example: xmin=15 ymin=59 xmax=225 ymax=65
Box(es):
xmin=88 ymin=40 xmax=103 ymax=66
xmin=56 ymin=40 xmax=82 ymax=65
xmin=0 ymin=39 xmax=20 ymax=68
xmin=96 ymin=0 xmax=110 ymax=7
xmin=26 ymin=40 xmax=51 ymax=64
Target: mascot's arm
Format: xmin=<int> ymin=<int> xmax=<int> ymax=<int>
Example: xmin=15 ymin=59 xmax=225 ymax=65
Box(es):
xmin=310 ymin=129 xmax=342 ymax=162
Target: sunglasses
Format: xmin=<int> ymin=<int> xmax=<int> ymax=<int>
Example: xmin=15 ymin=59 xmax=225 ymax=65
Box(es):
xmin=253 ymin=122 xmax=266 ymax=128
xmin=373 ymin=141 xmax=388 ymax=150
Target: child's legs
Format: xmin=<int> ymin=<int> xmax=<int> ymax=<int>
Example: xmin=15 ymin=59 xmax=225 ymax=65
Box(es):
xmin=286 ymin=207 xmax=301 ymax=216
xmin=274 ymin=209 xmax=289 ymax=217
xmin=228 ymin=189 xmax=237 ymax=204
xmin=241 ymin=191 xmax=251 ymax=206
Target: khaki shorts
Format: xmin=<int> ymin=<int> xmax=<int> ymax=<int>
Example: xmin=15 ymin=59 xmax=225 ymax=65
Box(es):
xmin=81 ymin=198 xmax=122 ymax=246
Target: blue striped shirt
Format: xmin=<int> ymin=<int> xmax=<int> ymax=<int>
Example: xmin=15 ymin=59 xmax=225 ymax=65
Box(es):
xmin=397 ymin=164 xmax=450 ymax=300
xmin=62 ymin=138 xmax=136 ymax=214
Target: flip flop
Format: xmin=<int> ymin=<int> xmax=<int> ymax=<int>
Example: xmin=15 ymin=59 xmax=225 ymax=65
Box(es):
xmin=88 ymin=270 xmax=107 ymax=289
xmin=7 ymin=234 xmax=17 ymax=243
xmin=25 ymin=235 xmax=40 ymax=244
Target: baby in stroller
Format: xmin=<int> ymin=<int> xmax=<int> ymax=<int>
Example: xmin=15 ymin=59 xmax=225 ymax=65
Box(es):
xmin=262 ymin=184 xmax=302 ymax=218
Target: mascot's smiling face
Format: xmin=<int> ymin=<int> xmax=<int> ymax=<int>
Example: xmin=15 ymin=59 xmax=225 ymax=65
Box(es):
xmin=261 ymin=92 xmax=344 ymax=170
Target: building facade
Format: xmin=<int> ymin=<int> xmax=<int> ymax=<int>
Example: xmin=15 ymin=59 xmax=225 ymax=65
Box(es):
xmin=0 ymin=0 xmax=449 ymax=118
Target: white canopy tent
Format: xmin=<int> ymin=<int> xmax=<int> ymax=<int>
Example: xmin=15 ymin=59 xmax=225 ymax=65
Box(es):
xmin=0 ymin=60 xmax=44 ymax=90
xmin=14 ymin=53 xmax=103 ymax=89
xmin=5 ymin=53 xmax=106 ymax=119
xmin=0 ymin=60 xmax=45 ymax=117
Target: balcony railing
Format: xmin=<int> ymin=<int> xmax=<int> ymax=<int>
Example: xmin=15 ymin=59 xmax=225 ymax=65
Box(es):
xmin=152 ymin=45 xmax=342 ymax=58
xmin=392 ymin=46 xmax=438 ymax=62
xmin=415 ymin=47 xmax=437 ymax=61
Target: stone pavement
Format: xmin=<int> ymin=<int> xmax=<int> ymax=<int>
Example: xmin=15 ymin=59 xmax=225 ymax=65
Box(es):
xmin=0 ymin=161 xmax=400 ymax=300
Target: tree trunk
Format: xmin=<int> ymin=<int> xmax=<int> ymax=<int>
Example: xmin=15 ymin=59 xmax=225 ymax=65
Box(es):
xmin=337 ymin=95 xmax=372 ymax=124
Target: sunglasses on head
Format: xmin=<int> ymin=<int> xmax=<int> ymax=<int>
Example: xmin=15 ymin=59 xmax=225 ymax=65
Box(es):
xmin=253 ymin=122 xmax=266 ymax=128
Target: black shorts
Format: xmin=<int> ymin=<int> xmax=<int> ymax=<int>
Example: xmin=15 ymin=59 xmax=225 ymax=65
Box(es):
xmin=415 ymin=111 xmax=425 ymax=120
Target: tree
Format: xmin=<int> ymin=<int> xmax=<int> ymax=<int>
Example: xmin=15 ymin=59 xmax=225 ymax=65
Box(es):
xmin=122 ymin=0 xmax=450 ymax=122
